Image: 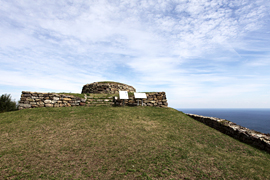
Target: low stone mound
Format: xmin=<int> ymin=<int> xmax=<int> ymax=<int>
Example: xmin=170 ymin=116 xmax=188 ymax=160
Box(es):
xmin=81 ymin=81 xmax=136 ymax=94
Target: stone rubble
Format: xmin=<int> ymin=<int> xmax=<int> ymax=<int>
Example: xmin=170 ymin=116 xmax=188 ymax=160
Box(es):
xmin=186 ymin=113 xmax=270 ymax=153
xmin=19 ymin=82 xmax=168 ymax=109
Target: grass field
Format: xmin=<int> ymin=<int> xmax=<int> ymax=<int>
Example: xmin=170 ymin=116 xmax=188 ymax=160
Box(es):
xmin=0 ymin=106 xmax=270 ymax=179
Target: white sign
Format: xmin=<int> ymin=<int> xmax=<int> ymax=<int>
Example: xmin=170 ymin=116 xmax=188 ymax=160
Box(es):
xmin=134 ymin=93 xmax=147 ymax=99
xmin=119 ymin=91 xmax=129 ymax=99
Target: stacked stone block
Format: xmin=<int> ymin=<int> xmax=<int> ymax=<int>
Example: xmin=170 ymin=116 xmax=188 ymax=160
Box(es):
xmin=19 ymin=91 xmax=86 ymax=110
xmin=86 ymin=96 xmax=114 ymax=106
xmin=81 ymin=82 xmax=136 ymax=94
xmin=114 ymin=92 xmax=168 ymax=107
xmin=186 ymin=114 xmax=270 ymax=153
xmin=18 ymin=91 xmax=168 ymax=109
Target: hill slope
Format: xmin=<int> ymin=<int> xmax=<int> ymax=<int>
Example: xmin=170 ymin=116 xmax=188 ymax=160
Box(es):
xmin=0 ymin=107 xmax=270 ymax=179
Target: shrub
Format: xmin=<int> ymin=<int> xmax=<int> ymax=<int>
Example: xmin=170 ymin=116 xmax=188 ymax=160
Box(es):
xmin=0 ymin=94 xmax=18 ymax=113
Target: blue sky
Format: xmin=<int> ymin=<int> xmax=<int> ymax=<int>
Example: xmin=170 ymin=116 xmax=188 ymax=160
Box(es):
xmin=0 ymin=0 xmax=270 ymax=108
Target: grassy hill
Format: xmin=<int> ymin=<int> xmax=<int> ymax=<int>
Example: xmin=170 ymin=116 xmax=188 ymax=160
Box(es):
xmin=0 ymin=106 xmax=270 ymax=179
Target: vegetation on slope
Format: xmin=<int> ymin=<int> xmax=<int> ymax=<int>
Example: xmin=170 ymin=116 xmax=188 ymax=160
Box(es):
xmin=0 ymin=106 xmax=270 ymax=179
xmin=54 ymin=92 xmax=85 ymax=99
xmin=96 ymin=81 xmax=129 ymax=86
xmin=0 ymin=94 xmax=18 ymax=113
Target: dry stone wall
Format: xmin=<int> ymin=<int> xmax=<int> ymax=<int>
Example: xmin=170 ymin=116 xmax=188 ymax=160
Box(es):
xmin=85 ymin=95 xmax=114 ymax=106
xmin=19 ymin=91 xmax=86 ymax=110
xmin=186 ymin=114 xmax=270 ymax=153
xmin=81 ymin=82 xmax=136 ymax=94
xmin=18 ymin=91 xmax=168 ymax=109
xmin=114 ymin=92 xmax=168 ymax=107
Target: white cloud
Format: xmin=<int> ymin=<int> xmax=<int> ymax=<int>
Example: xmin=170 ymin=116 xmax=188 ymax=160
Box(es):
xmin=0 ymin=0 xmax=269 ymax=108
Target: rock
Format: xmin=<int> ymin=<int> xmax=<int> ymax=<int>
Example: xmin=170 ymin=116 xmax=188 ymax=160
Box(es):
xmin=19 ymin=104 xmax=31 ymax=108
xmin=51 ymin=100 xmax=57 ymax=104
xmin=45 ymin=104 xmax=53 ymax=107
xmin=22 ymin=91 xmax=31 ymax=94
xmin=44 ymin=100 xmax=52 ymax=104
xmin=53 ymin=97 xmax=59 ymax=101
xmin=54 ymin=103 xmax=60 ymax=107
xmin=79 ymin=102 xmax=86 ymax=106
xmin=23 ymin=94 xmax=31 ymax=97
xmin=129 ymin=100 xmax=135 ymax=103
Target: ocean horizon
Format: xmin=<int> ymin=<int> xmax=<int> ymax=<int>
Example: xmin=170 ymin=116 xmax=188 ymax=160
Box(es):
xmin=177 ymin=108 xmax=270 ymax=134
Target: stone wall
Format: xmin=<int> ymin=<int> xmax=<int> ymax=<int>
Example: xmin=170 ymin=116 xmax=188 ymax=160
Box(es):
xmin=186 ymin=114 xmax=270 ymax=153
xmin=81 ymin=82 xmax=136 ymax=94
xmin=85 ymin=95 xmax=114 ymax=106
xmin=19 ymin=91 xmax=86 ymax=110
xmin=18 ymin=91 xmax=168 ymax=109
xmin=114 ymin=92 xmax=168 ymax=107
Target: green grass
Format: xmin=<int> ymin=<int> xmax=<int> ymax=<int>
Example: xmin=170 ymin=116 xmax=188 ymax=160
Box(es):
xmin=55 ymin=92 xmax=85 ymax=99
xmin=0 ymin=106 xmax=270 ymax=179
xmin=97 ymin=81 xmax=129 ymax=85
xmin=86 ymin=92 xmax=135 ymax=99
xmin=87 ymin=93 xmax=118 ymax=99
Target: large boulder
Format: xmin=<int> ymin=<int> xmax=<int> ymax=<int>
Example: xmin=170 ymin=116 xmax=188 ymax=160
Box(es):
xmin=81 ymin=81 xmax=136 ymax=94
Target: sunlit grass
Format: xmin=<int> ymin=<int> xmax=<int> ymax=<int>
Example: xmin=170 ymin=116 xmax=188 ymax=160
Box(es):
xmin=0 ymin=106 xmax=269 ymax=179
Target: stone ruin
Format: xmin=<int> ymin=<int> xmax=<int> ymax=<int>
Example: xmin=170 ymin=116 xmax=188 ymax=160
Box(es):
xmin=81 ymin=81 xmax=136 ymax=94
xmin=18 ymin=81 xmax=168 ymax=109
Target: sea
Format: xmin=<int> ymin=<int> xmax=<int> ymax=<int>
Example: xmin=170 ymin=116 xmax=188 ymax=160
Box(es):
xmin=177 ymin=108 xmax=270 ymax=134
